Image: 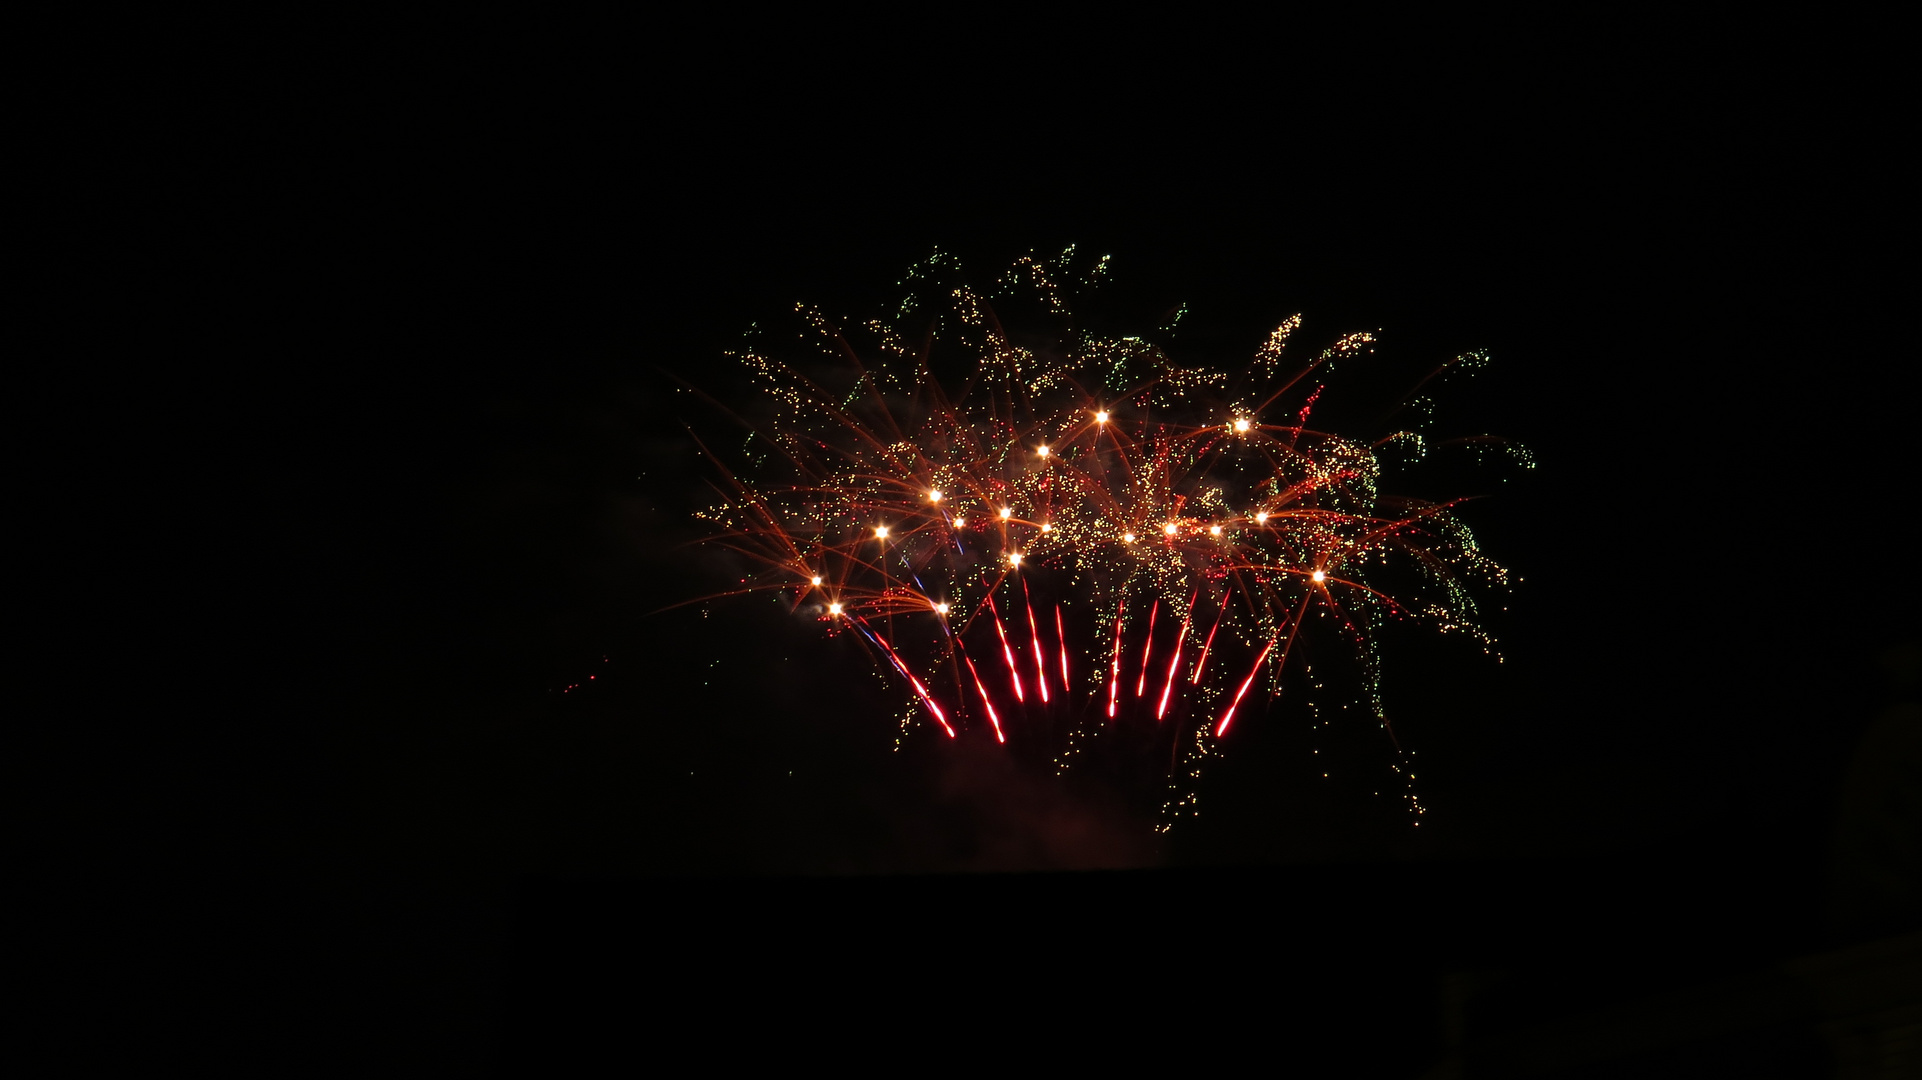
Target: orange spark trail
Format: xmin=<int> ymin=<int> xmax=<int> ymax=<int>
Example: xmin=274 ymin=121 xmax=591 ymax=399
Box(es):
xmin=1156 ymin=593 xmax=1195 ymax=720
xmin=957 ymin=641 xmax=1005 ymax=743
xmin=1055 ymin=605 xmax=1068 ymax=688
xmin=1191 ymin=596 xmax=1227 ymax=684
xmin=1136 ymin=599 xmax=1159 ymax=697
xmin=986 ymin=594 xmax=1025 ymax=702
xmin=1214 ymin=634 xmax=1278 ymax=738
xmin=1023 ymin=579 xmax=1049 ymax=703
xmin=1107 ymin=599 xmax=1125 ymax=719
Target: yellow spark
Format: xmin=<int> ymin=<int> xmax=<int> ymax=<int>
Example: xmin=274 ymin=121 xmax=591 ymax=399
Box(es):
xmin=933 ymin=602 xmax=950 ymax=615
xmin=874 ymin=525 xmax=890 ymax=539
xmin=1163 ymin=523 xmax=1178 ymax=536
xmin=1095 ymin=410 xmax=1109 ymax=424
xmin=1311 ymin=569 xmax=1326 ymax=583
xmin=1209 ymin=524 xmax=1222 ymax=536
xmin=810 ymin=575 xmax=822 ymax=586
xmin=1255 ymin=511 xmax=1269 ymax=525
xmin=1040 ymin=522 xmax=1052 ymax=533
xmin=952 ymin=516 xmax=967 ymax=528
xmin=828 ymin=602 xmax=843 ymax=615
xmin=1000 ymin=507 xmax=1013 ymax=519
xmin=1233 ymin=418 xmax=1252 ymax=433
xmin=1123 ymin=532 xmax=1136 ymax=543
xmin=1037 ymin=445 xmax=1050 ymax=457
xmin=1008 ymin=552 xmax=1023 ymax=567
xmin=929 ymin=489 xmax=943 ymax=502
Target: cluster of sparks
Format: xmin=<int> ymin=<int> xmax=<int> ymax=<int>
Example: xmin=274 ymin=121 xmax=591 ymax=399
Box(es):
xmin=688 ymin=248 xmax=1523 ymax=830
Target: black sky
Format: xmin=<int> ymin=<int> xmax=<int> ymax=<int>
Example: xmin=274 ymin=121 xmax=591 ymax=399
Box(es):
xmin=106 ymin=32 xmax=1916 ymax=1070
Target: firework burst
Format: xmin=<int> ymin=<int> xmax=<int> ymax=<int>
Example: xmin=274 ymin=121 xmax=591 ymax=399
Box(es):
xmin=683 ymin=248 xmax=1526 ymax=831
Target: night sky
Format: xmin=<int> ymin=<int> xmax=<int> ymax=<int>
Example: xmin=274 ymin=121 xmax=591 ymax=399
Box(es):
xmin=114 ymin=36 xmax=1914 ymax=1072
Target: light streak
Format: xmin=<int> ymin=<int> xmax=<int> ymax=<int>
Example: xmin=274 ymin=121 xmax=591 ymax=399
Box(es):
xmin=958 ymin=641 xmax=1004 ymax=744
xmin=1192 ymin=597 xmax=1226 ymax=684
xmin=1215 ymin=634 xmax=1277 ymax=738
xmin=987 ymin=593 xmax=1025 ymax=703
xmin=1056 ymin=604 xmax=1069 ymax=687
xmin=1023 ymin=578 xmax=1049 ymax=703
xmin=1136 ymin=598 xmax=1159 ymax=697
xmin=1158 ymin=592 xmax=1195 ymax=720
xmin=858 ymin=618 xmax=955 ymax=738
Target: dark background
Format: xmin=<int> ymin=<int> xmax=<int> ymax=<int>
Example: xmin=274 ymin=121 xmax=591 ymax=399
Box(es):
xmin=93 ymin=26 xmax=1914 ymax=1074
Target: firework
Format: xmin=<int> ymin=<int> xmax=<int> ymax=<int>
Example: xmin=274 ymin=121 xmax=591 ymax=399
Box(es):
xmin=685 ymin=248 xmax=1525 ymax=830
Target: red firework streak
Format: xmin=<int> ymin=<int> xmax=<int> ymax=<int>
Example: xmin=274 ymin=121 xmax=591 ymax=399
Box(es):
xmin=1214 ymin=636 xmax=1275 ymax=738
xmin=1191 ymin=595 xmax=1227 ymax=684
xmin=955 ymin=637 xmax=1005 ymax=743
xmin=857 ymin=618 xmax=955 ymax=738
xmin=1157 ymin=590 xmax=1197 ymax=720
xmin=1135 ymin=598 xmax=1159 ymax=697
xmin=1055 ymin=605 xmax=1069 ymax=688
xmin=1023 ymin=578 xmax=1049 ymax=703
xmin=1216 ymin=592 xmax=1313 ymax=736
xmin=986 ymin=593 xmax=1025 ymax=703
xmin=1107 ymin=598 xmax=1126 ymax=719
